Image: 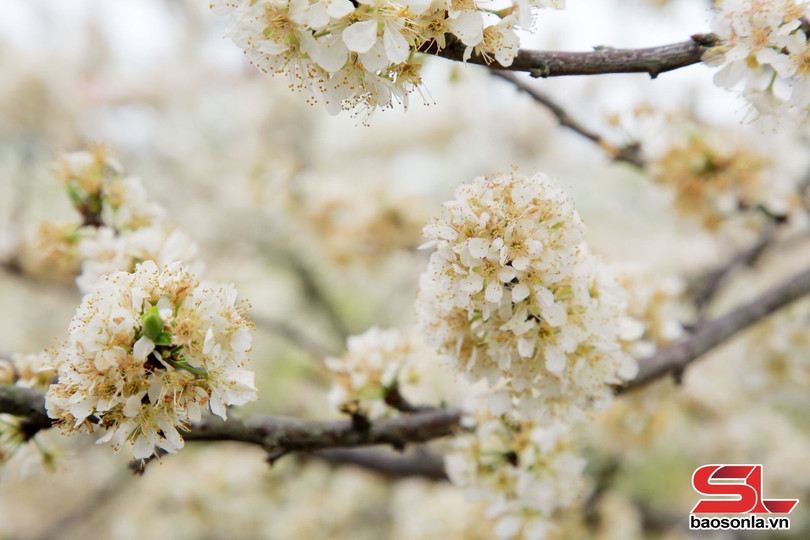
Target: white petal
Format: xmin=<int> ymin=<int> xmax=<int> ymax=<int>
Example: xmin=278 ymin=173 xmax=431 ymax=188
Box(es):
xmin=447 ymin=11 xmax=484 ymax=47
xmin=317 ymin=33 xmax=349 ymax=72
xmin=383 ymin=23 xmax=410 ymax=64
xmin=299 ymin=31 xmax=321 ymax=62
xmin=512 ymin=256 xmax=530 ymax=270
xmin=157 ymin=297 xmax=173 ymax=320
xmin=133 ymin=336 xmax=155 ymax=362
xmin=359 ymin=40 xmax=390 ymax=72
xmin=342 ymin=20 xmax=378 ymax=54
xmin=123 ymin=394 xmax=143 ymax=418
xmin=511 ymin=283 xmax=530 ymax=302
xmin=461 ymin=272 xmax=484 ymax=292
xmin=203 ymin=327 xmax=216 ymax=355
xmin=488 ymin=391 xmax=511 ymax=416
xmin=325 ymin=0 xmax=355 ymax=19
xmin=517 ymin=336 xmax=535 ymax=358
xmin=467 ymin=238 xmax=488 ymax=259
xmin=209 ymin=390 xmax=228 ymax=420
xmin=543 ymin=302 xmax=567 ymax=327
xmin=498 ymin=266 xmax=517 ymax=282
xmin=485 ymin=281 xmax=503 ymax=303
xmin=133 ymin=434 xmax=155 ymax=459
xmin=544 ymin=346 xmax=566 ymax=374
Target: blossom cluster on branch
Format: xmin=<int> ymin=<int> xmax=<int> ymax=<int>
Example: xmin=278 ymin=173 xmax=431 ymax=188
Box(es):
xmin=416 ymin=171 xmax=638 ymax=421
xmin=705 ymin=0 xmax=810 ymax=121
xmin=45 ymin=261 xmax=257 ymax=459
xmin=210 ymin=0 xmax=564 ymax=118
xmin=19 ymin=147 xmax=202 ymax=293
xmin=6 ymin=149 xmax=259 ymax=461
xmin=311 ymin=171 xmax=638 ymax=538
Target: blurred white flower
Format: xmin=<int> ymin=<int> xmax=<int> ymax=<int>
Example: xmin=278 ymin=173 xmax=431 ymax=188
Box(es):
xmin=706 ymin=0 xmax=810 ymax=120
xmin=446 ymin=399 xmax=586 ymax=540
xmin=76 ymin=226 xmax=203 ymax=294
xmin=326 ymin=326 xmax=463 ymax=417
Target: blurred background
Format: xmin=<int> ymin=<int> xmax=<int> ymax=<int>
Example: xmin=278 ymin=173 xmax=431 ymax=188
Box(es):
xmin=2 ymin=0 xmax=810 ymax=538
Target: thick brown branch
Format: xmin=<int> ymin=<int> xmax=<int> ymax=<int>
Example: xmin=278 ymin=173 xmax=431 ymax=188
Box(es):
xmin=433 ymin=34 xmax=720 ymax=78
xmin=311 ymin=448 xmax=447 ymax=480
xmin=0 ymin=384 xmax=462 ymax=457
xmin=185 ymin=408 xmax=463 ymax=455
xmin=0 ymin=385 xmax=51 ymax=430
xmin=622 ymin=264 xmax=810 ymax=392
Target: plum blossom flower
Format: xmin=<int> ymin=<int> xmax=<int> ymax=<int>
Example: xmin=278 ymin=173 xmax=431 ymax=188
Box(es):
xmin=211 ymin=0 xmax=565 ymax=118
xmin=45 ymin=261 xmax=256 ymax=459
xmin=416 ymin=171 xmax=637 ymax=423
xmin=325 ymin=327 xmax=462 ymax=417
xmin=706 ymin=0 xmax=810 ymax=120
xmin=445 ymin=399 xmax=586 ymax=540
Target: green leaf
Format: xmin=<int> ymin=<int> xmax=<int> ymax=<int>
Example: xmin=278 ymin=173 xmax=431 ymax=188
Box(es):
xmin=154 ymin=331 xmax=172 ymax=347
xmin=140 ymin=306 xmax=164 ymax=342
xmin=66 ymin=184 xmax=84 ymax=207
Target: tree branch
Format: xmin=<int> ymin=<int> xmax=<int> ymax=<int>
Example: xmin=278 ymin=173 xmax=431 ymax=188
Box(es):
xmin=0 ymin=384 xmax=462 ymax=458
xmin=622 ymin=263 xmax=810 ymax=392
xmin=310 ymin=447 xmax=447 ymax=480
xmin=433 ymin=34 xmax=720 ymax=78
xmin=491 ymin=71 xmax=644 ymax=167
xmin=185 ymin=407 xmax=463 ymax=457
xmin=252 ymin=313 xmax=338 ymax=358
xmin=688 ymin=226 xmax=775 ymax=318
xmin=0 ymin=385 xmax=51 ymax=430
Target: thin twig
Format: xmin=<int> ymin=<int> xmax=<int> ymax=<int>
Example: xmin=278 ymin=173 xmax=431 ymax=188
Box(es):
xmin=433 ymin=34 xmax=721 ymax=78
xmin=492 ymin=71 xmax=644 ymax=167
xmin=252 ymin=314 xmax=338 ymax=358
xmin=688 ymin=226 xmax=776 ymax=317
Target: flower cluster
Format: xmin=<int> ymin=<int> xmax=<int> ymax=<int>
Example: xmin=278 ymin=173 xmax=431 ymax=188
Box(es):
xmin=76 ymin=225 xmax=201 ymax=294
xmin=740 ymin=298 xmax=810 ymax=404
xmin=45 ymin=261 xmax=257 ymax=459
xmin=57 ymin=147 xmax=165 ymax=230
xmin=615 ymin=265 xmax=688 ymax=358
xmin=705 ymin=0 xmax=810 ymax=120
xmin=3 ymin=352 xmax=56 ymax=390
xmin=210 ymin=0 xmax=564 ymax=118
xmin=0 ymin=352 xmax=57 ymax=468
xmin=411 ymin=171 xmax=640 ymax=538
xmin=19 ymin=148 xmax=202 ymax=293
xmin=325 ymin=327 xmax=461 ymax=417
xmin=18 ymin=221 xmax=83 ymax=284
xmin=445 ymin=402 xmax=586 ymax=540
xmin=652 ymin=129 xmax=804 ymax=237
xmin=417 ymin=171 xmax=637 ymax=422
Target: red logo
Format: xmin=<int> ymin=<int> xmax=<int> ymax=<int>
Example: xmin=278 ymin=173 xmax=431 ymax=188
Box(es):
xmin=691 ymin=464 xmax=799 ymax=514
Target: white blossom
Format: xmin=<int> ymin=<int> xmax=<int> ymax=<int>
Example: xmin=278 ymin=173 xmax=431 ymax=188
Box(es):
xmin=76 ymin=225 xmax=203 ymax=294
xmin=445 ymin=399 xmax=586 ymax=540
xmin=417 ymin=171 xmax=637 ymax=423
xmin=326 ymin=327 xmax=463 ymax=417
xmin=211 ymin=0 xmax=565 ymax=118
xmin=706 ymin=0 xmax=810 ymax=120
xmin=45 ymin=261 xmax=257 ymax=459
